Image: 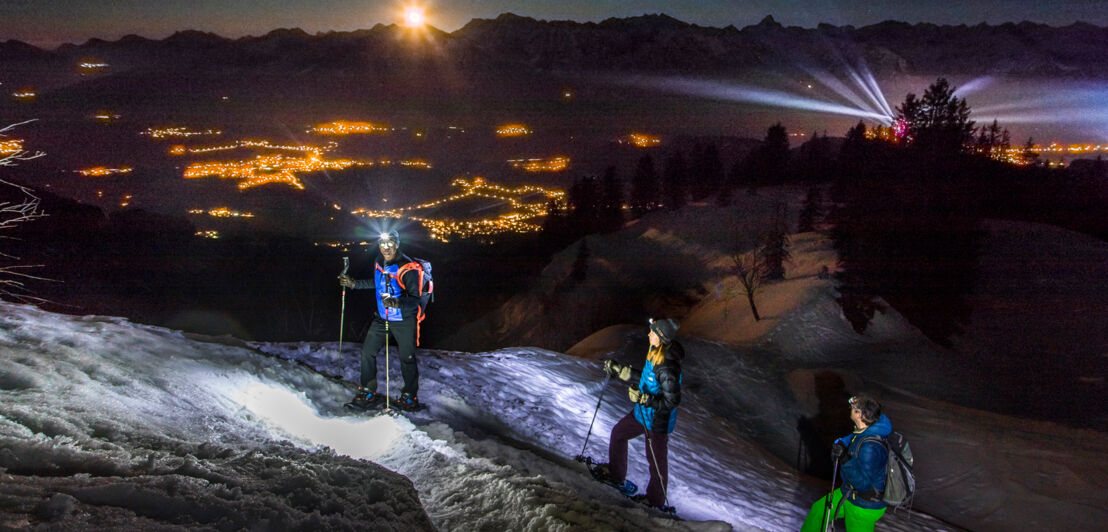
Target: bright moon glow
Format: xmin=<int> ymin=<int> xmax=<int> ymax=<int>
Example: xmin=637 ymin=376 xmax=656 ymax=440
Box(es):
xmin=237 ymin=383 xmax=405 ymax=460
xmin=403 ymin=6 xmax=426 ymax=28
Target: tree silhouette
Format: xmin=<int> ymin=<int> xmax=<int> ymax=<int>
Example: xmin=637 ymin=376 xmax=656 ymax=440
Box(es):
xmin=662 ymin=152 xmax=688 ymax=210
xmin=761 ymin=202 xmax=791 ymax=281
xmin=689 ymin=143 xmax=724 ymax=202
xmin=1 ymin=120 xmax=50 ymax=304
xmin=629 ymin=154 xmax=659 ymax=218
xmin=731 ymin=249 xmax=765 ymax=321
xmin=798 ymin=186 xmax=822 ymax=233
xmin=599 ymin=166 xmax=624 ymax=232
xmin=896 ymin=78 xmax=975 ymax=154
xmin=744 ymin=122 xmax=790 ymax=191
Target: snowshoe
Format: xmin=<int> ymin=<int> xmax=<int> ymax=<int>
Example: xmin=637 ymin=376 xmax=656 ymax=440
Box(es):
xmin=390 ymin=392 xmax=424 ymax=412
xmin=344 ymin=387 xmax=384 ymax=411
xmin=576 ymin=456 xmax=638 ymax=496
xmin=630 ymin=494 xmax=678 ymax=515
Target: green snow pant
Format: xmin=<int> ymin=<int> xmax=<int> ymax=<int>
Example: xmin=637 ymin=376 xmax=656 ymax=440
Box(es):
xmin=800 ymin=488 xmax=886 ymax=532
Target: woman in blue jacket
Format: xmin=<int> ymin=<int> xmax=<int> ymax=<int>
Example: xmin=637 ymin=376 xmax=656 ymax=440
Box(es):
xmin=801 ymin=394 xmax=891 ymax=531
xmin=598 ymin=318 xmax=683 ymax=510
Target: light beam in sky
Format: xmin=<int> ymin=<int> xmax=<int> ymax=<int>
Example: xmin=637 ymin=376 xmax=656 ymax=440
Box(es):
xmin=620 ymin=75 xmax=892 ymax=122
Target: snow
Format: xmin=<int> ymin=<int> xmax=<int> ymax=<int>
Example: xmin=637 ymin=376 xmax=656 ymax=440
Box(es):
xmin=4 ymin=213 xmax=1105 ymax=531
xmin=2 ymin=302 xmax=959 ymax=530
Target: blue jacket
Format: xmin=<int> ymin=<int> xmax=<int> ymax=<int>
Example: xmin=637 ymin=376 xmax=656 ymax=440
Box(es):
xmin=353 ymin=254 xmax=420 ymax=321
xmin=631 ymin=341 xmax=684 ymax=433
xmin=837 ymin=414 xmax=892 ymax=510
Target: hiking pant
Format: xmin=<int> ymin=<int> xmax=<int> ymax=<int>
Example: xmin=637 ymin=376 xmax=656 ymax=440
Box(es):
xmin=608 ymin=411 xmax=670 ymax=508
xmin=800 ymin=488 xmax=886 ymax=532
xmin=360 ymin=316 xmax=418 ymax=396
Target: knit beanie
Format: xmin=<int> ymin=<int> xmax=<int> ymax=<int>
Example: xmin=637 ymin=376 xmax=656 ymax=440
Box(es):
xmin=649 ymin=318 xmax=679 ymax=345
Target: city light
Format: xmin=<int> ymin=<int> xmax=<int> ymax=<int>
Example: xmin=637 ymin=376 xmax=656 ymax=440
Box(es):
xmin=496 ymin=124 xmax=532 ymax=137
xmin=189 ymin=207 xmax=255 ymax=218
xmin=11 ymin=89 xmax=36 ymax=100
xmin=622 ymin=133 xmax=661 ymax=148
xmin=184 ymin=152 xmax=371 ymax=190
xmin=78 ymin=167 xmax=133 ymax=177
xmin=0 ymin=139 xmax=23 ymax=156
xmin=309 ymin=121 xmax=390 ymax=135
xmin=507 ymin=156 xmax=569 ymax=172
xmin=143 ymin=126 xmax=222 ymax=139
xmin=352 ymin=177 xmax=566 ymax=242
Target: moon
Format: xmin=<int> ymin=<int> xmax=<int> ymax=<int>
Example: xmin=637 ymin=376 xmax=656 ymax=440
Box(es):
xmin=402 ymin=6 xmax=426 ymax=28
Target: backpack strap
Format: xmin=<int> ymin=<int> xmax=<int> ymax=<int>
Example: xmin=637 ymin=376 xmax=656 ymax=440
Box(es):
xmin=395 ymin=261 xmax=424 ymax=295
xmin=395 ymin=261 xmax=426 ymax=345
xmin=854 ymin=435 xmax=890 ymax=501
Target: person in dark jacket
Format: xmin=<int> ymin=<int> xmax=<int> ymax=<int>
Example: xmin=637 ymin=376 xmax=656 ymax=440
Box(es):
xmin=801 ymin=394 xmax=891 ymax=532
xmin=339 ymin=231 xmax=424 ymax=411
xmin=598 ymin=318 xmax=684 ymax=510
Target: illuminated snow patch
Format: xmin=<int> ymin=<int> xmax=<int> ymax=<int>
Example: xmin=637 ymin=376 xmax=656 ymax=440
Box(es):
xmin=238 ymin=383 xmax=404 ymax=460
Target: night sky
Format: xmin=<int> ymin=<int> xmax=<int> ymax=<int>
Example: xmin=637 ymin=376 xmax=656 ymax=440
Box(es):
xmin=3 ymin=0 xmax=1107 ymax=48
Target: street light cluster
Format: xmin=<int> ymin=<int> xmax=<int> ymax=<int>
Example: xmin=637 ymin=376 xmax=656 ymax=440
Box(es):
xmin=78 ymin=166 xmax=133 ymax=177
xmin=184 ymin=153 xmax=369 ymax=190
xmin=507 ymin=156 xmax=569 ymax=172
xmin=11 ymin=90 xmax=36 ymax=100
xmin=181 ymin=139 xmax=333 ymax=155
xmin=0 ymin=139 xmax=22 ymax=156
xmin=309 ymin=121 xmax=391 ymax=135
xmin=352 ymin=176 xmax=566 ymax=242
xmin=1038 ymin=143 xmax=1106 ymax=154
xmin=188 ymin=207 xmax=255 ymax=218
xmin=496 ymin=124 xmax=532 ymax=137
xmin=624 ymin=133 xmax=661 ymax=147
xmin=143 ymin=127 xmax=222 ymax=139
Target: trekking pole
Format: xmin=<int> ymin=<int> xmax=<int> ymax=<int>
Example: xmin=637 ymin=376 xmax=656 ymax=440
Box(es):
xmin=577 ymin=374 xmax=611 ymax=459
xmin=644 ymin=429 xmax=671 ymax=508
xmin=823 ymin=455 xmax=840 ymax=532
xmin=337 ymin=257 xmax=349 ymax=359
xmin=385 ymin=317 xmax=391 ymax=411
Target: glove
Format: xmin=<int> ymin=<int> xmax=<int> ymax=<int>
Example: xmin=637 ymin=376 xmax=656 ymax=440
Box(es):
xmin=338 ymin=274 xmax=356 ymax=288
xmin=603 ymin=360 xmax=632 ymax=381
xmin=627 ymin=387 xmax=652 ymax=405
xmin=381 ymin=294 xmax=401 ymax=308
xmin=831 ymin=441 xmax=848 ymax=461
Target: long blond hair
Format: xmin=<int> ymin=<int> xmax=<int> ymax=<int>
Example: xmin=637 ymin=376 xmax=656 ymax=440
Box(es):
xmin=646 ymin=344 xmax=667 ymax=366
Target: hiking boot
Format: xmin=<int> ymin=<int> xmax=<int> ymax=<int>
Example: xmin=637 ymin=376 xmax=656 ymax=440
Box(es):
xmin=348 ymin=387 xmax=384 ymax=410
xmin=393 ymin=392 xmax=420 ymax=411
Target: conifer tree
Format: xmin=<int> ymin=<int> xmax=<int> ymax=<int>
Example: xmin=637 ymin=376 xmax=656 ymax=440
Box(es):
xmin=662 ymin=152 xmax=688 ymax=210
xmin=629 ymin=154 xmax=659 ymax=218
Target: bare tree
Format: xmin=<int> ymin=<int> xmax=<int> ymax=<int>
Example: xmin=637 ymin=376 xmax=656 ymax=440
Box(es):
xmin=731 ymin=249 xmax=766 ymax=321
xmin=1 ymin=120 xmax=49 ymax=304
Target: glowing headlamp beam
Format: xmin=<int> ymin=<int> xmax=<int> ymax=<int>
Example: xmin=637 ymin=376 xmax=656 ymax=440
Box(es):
xmin=631 ymin=76 xmax=891 ymax=122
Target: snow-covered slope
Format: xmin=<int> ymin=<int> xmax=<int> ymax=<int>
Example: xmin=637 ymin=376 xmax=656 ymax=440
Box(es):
xmin=445 ymin=190 xmax=807 ymax=353
xmin=562 ymin=219 xmax=1108 ymax=531
xmin=1 ymin=302 xmax=963 ymax=531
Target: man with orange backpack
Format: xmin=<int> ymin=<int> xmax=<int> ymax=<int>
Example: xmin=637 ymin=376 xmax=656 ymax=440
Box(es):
xmin=339 ymin=230 xmax=432 ymax=411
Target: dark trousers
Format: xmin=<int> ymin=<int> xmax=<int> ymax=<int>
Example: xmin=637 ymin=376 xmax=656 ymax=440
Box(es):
xmin=360 ymin=316 xmax=419 ymax=396
xmin=608 ymin=411 xmax=670 ymax=508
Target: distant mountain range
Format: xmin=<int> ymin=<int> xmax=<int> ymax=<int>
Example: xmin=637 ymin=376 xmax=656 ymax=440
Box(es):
xmin=3 ymin=13 xmax=1108 ymax=87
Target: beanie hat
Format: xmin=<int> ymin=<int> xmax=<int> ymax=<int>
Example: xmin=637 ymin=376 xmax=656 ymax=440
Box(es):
xmin=378 ymin=230 xmax=400 ymax=247
xmin=649 ymin=318 xmax=679 ymax=345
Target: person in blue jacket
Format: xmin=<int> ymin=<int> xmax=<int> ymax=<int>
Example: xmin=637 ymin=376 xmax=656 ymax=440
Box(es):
xmin=339 ymin=231 xmax=424 ymax=411
xmin=801 ymin=393 xmax=891 ymax=532
xmin=598 ymin=318 xmax=684 ymax=510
